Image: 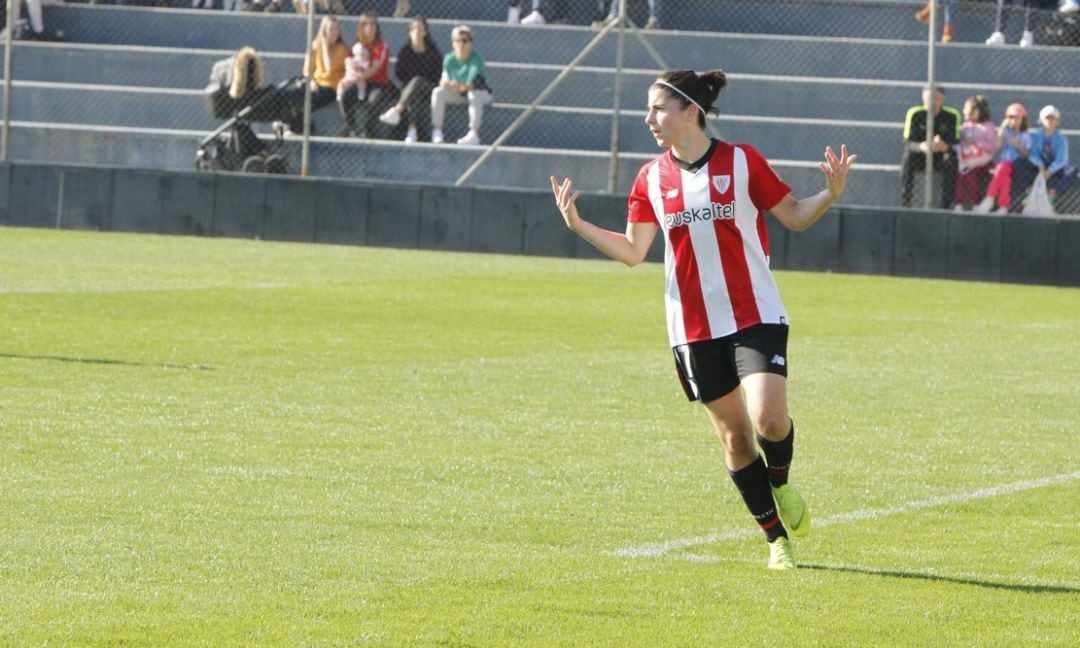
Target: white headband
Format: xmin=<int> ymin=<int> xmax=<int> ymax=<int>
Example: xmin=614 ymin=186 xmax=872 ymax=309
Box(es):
xmin=655 ymin=80 xmax=706 ymax=115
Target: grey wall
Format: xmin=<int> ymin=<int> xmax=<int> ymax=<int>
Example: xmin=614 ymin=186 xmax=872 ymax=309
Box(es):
xmin=2 ymin=161 xmax=1076 ymax=287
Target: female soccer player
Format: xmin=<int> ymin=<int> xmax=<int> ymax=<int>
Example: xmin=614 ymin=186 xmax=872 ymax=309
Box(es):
xmin=550 ymin=69 xmax=856 ymax=569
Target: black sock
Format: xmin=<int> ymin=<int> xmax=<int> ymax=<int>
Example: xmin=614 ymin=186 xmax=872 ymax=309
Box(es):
xmin=729 ymin=455 xmax=787 ymax=542
xmin=756 ymin=422 xmax=794 ymax=488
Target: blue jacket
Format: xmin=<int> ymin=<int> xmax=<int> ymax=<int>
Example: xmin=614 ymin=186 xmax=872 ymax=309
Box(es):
xmin=1027 ymin=128 xmax=1069 ymax=175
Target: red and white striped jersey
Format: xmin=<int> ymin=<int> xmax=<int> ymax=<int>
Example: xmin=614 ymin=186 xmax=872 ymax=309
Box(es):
xmin=627 ymin=140 xmax=792 ymax=346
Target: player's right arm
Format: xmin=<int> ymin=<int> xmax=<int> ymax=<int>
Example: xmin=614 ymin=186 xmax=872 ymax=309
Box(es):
xmin=550 ymin=176 xmax=657 ymax=267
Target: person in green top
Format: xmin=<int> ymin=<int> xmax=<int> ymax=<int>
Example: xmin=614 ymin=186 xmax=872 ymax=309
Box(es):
xmin=430 ymin=24 xmax=494 ymax=146
xmin=901 ymin=85 xmax=961 ymax=209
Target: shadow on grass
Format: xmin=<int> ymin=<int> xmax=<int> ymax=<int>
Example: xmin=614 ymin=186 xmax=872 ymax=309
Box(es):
xmin=0 ymin=352 xmax=214 ymax=371
xmin=799 ymin=562 xmax=1080 ymax=594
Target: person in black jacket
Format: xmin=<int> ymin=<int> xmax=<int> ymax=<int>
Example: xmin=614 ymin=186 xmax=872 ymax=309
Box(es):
xmin=378 ymin=16 xmax=444 ymax=143
xmin=901 ymin=85 xmax=962 ymax=208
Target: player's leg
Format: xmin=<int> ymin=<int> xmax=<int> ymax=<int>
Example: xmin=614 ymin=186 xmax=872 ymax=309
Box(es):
xmin=703 ymin=392 xmax=794 ymax=569
xmin=736 ymin=325 xmax=810 ymax=537
xmin=742 ymin=373 xmax=809 ymax=537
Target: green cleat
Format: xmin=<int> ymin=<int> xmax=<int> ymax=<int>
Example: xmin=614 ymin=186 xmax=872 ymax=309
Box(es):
xmin=772 ymin=483 xmax=810 ymax=537
xmin=767 ymin=536 xmax=796 ymax=570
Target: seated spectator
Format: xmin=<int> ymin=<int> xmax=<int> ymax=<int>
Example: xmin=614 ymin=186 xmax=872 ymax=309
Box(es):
xmin=205 ymin=46 xmax=305 ymax=132
xmin=985 ymin=0 xmax=1036 ymax=47
xmin=901 ymin=85 xmax=961 ymax=209
xmin=338 ymin=42 xmax=370 ymax=106
xmin=593 ymin=0 xmax=661 ymax=30
xmin=952 ymin=94 xmax=999 ymax=211
xmin=914 ymin=0 xmax=957 ymax=43
xmin=1013 ymin=105 xmax=1076 ymax=208
xmin=975 ymin=102 xmax=1031 ymax=213
xmin=206 ymin=46 xmax=266 ymax=118
xmin=430 ymin=25 xmax=493 ymax=146
xmin=379 ymin=16 xmax=443 ymax=144
xmin=338 ymin=12 xmax=395 ymax=138
xmin=304 ymin=16 xmax=350 ymax=120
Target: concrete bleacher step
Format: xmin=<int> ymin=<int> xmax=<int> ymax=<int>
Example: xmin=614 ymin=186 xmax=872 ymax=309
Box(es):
xmin=10 ymin=4 xmax=1078 ymax=215
xmin=6 ymin=121 xmax=901 ymax=205
xmin=10 ymin=122 xmax=1080 ymax=214
xmin=44 ymin=2 xmax=1068 ymax=45
xmin=7 ymin=81 xmax=905 ymax=165
xmin=10 ymin=78 xmax=1079 ymax=168
xmin=43 ymin=5 xmax=1080 ymax=87
xmin=11 ymin=42 xmax=1080 ymax=125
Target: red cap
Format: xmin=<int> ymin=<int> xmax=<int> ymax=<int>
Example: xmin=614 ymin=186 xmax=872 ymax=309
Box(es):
xmin=1005 ymin=103 xmax=1027 ymax=118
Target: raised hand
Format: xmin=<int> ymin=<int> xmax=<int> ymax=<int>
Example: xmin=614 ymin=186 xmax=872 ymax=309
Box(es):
xmin=819 ymin=144 xmax=858 ymax=199
xmin=550 ymin=176 xmax=582 ymax=231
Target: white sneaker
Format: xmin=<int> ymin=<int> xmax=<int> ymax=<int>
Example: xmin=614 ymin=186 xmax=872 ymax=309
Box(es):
xmin=953 ymin=204 xmax=965 ymax=213
xmin=379 ymin=107 xmax=401 ymax=126
xmin=457 ymin=130 xmax=481 ymax=145
xmin=592 ymin=14 xmax=618 ymax=29
xmin=1019 ymin=29 xmax=1034 ymax=47
xmin=973 ymin=197 xmax=995 ymax=213
xmin=520 ymin=10 xmax=546 ymax=25
xmin=404 ymin=127 xmax=418 ymax=144
xmin=506 ymin=6 xmax=520 ymax=23
xmin=985 ymin=30 xmax=1006 ymax=45
xmin=1060 ymin=0 xmax=1079 ymax=16
xmin=644 ymin=16 xmax=660 ymax=30
xmin=431 ymin=128 xmax=444 ymax=144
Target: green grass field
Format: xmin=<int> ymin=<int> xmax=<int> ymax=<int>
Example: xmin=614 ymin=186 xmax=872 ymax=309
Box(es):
xmin=2 ymin=226 xmax=1078 ymax=646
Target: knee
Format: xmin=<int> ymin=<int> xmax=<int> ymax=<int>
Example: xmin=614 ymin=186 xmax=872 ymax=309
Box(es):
xmin=753 ymin=411 xmax=790 ymax=441
xmin=468 ymin=90 xmax=491 ymax=104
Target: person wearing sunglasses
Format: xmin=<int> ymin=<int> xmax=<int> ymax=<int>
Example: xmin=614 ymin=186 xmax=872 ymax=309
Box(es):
xmin=975 ymin=103 xmax=1031 ymax=213
xmin=430 ymin=25 xmax=493 ymax=146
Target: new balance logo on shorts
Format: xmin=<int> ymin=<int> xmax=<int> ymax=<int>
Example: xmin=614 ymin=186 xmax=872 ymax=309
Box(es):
xmin=771 ymin=354 xmax=786 ymax=366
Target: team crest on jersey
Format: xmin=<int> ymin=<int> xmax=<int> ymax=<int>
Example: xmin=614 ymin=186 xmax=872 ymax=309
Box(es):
xmin=712 ymin=175 xmax=731 ymax=194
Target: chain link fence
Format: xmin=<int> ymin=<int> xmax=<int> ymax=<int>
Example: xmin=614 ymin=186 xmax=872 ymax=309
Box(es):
xmin=1 ymin=0 xmax=1078 ymax=213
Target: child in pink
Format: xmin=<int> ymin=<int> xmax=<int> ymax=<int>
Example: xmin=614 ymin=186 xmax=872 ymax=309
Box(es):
xmin=975 ymin=103 xmax=1032 ymax=212
xmin=952 ymin=95 xmax=999 ymax=210
xmin=337 ymin=43 xmax=370 ymax=102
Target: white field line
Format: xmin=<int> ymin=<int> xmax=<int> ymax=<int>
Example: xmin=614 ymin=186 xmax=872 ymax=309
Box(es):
xmin=612 ymin=471 xmax=1080 ymax=558
xmin=676 ymin=553 xmax=1080 ymax=591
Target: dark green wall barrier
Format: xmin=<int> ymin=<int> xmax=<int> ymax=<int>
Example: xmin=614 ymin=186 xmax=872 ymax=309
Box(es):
xmin=1 ymin=162 xmax=1076 ymax=287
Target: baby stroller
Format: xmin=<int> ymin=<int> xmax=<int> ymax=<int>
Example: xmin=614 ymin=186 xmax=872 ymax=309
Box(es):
xmin=196 ymin=48 xmax=304 ymax=174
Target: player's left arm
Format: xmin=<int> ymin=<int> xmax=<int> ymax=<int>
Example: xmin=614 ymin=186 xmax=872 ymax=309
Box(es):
xmin=769 ymin=145 xmax=857 ymax=232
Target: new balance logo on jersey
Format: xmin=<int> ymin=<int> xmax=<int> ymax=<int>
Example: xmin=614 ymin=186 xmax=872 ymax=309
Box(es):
xmin=712 ymin=175 xmax=731 ymax=193
xmin=665 ymin=188 xmax=680 ymax=199
xmin=771 ymin=354 xmax=786 ymax=366
xmin=664 ymin=201 xmax=736 ymax=228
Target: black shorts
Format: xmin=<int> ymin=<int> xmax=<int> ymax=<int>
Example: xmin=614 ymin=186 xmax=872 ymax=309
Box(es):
xmin=672 ymin=324 xmax=789 ymax=403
